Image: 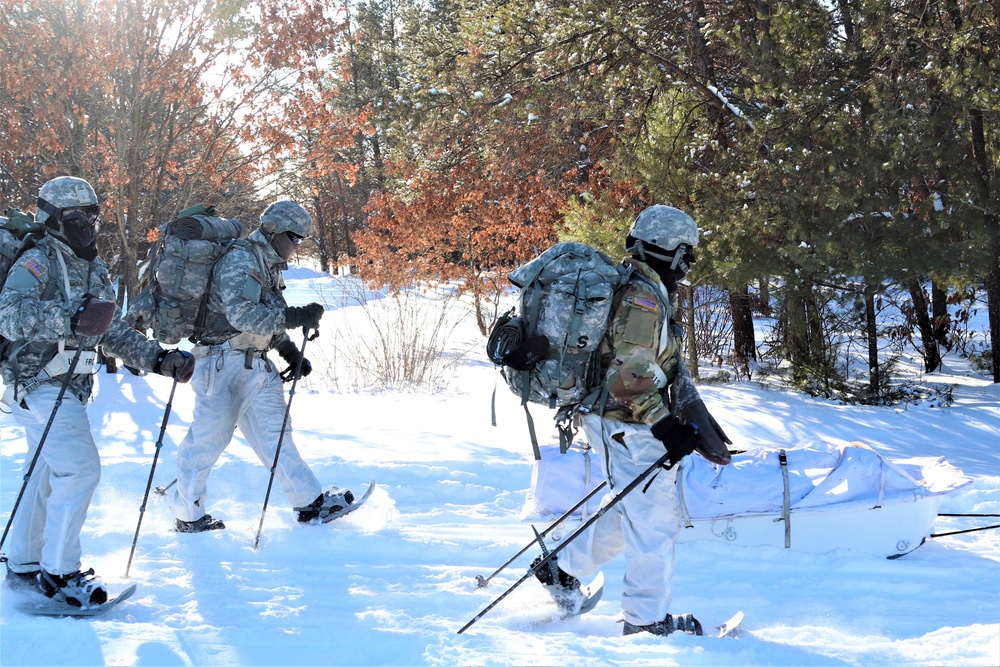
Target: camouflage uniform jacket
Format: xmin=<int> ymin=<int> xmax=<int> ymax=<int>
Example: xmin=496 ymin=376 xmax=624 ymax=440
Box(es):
xmin=197 ymin=229 xmax=292 ymax=352
xmin=0 ymin=234 xmax=164 ymax=402
xmin=601 ymin=258 xmax=681 ymax=426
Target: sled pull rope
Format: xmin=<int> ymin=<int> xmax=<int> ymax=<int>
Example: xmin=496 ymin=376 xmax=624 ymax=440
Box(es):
xmin=778 ymin=449 xmax=791 ymax=549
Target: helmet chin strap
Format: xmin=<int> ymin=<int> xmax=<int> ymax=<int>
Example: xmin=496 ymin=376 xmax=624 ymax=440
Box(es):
xmin=635 ymin=242 xmax=691 ymax=274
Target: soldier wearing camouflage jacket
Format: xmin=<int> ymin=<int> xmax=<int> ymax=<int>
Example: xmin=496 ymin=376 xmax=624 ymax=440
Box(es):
xmin=170 ymin=199 xmax=355 ymax=533
xmin=536 ymin=205 xmax=733 ymax=638
xmin=0 ymin=234 xmax=166 ymax=402
xmin=0 ymin=176 xmax=195 ymax=606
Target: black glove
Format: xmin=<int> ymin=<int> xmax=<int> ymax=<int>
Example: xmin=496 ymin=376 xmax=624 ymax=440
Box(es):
xmin=503 ymin=335 xmax=549 ymax=371
xmin=154 ymin=349 xmax=196 ymax=383
xmin=284 ymin=302 xmax=324 ymax=331
xmin=679 ymin=399 xmax=733 ymax=465
xmin=275 ymin=339 xmax=312 ymax=381
xmin=71 ymin=294 xmax=117 ymax=337
xmin=651 ymin=416 xmax=701 ymax=466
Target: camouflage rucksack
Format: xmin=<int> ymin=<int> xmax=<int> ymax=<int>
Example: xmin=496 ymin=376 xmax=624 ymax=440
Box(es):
xmin=487 ymin=242 xmax=635 ymax=459
xmin=126 ymin=204 xmax=246 ymax=344
xmin=0 ymin=210 xmax=48 ymax=357
xmin=1 ymin=209 xmax=46 ymax=280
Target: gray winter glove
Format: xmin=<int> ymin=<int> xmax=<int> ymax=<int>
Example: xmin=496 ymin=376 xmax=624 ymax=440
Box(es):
xmin=678 ymin=399 xmax=733 ymax=465
xmin=154 ymin=349 xmax=196 ymax=383
xmin=71 ymin=294 xmax=117 ymax=337
xmin=284 ymin=303 xmax=324 ymax=331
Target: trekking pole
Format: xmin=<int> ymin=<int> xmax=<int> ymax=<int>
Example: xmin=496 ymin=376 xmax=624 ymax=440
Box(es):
xmin=0 ymin=344 xmax=85 ymax=555
xmin=154 ymin=478 xmax=177 ymax=495
xmin=254 ymin=326 xmax=317 ymax=550
xmin=457 ymin=450 xmax=672 ymax=634
xmin=125 ymin=377 xmax=179 ymax=577
xmin=474 ymin=480 xmax=608 ymax=589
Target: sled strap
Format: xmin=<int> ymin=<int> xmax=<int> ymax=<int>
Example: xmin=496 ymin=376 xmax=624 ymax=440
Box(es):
xmin=675 ymin=459 xmax=693 ymax=529
xmin=779 ymin=449 xmax=791 ymax=549
xmin=875 ymin=454 xmax=886 ymax=509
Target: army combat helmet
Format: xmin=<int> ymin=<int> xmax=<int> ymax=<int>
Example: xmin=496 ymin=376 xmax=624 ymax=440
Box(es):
xmin=260 ymin=199 xmax=311 ymax=260
xmin=35 ymin=176 xmax=101 ymax=257
xmin=625 ymin=205 xmax=698 ymax=274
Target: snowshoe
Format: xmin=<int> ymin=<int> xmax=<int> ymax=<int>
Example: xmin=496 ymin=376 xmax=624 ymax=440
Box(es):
xmin=4 ymin=567 xmax=40 ymax=592
xmin=622 ymin=612 xmax=703 ymax=637
xmin=296 ymin=486 xmax=355 ymax=523
xmin=175 ymin=514 xmax=226 ymax=533
xmin=38 ymin=568 xmax=107 ymax=607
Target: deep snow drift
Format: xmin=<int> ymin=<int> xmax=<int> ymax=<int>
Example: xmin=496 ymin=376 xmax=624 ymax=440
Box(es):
xmin=1 ymin=268 xmax=997 ymax=666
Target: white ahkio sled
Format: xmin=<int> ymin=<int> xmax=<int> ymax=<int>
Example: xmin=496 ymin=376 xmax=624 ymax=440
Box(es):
xmin=523 ymin=437 xmax=973 ymax=559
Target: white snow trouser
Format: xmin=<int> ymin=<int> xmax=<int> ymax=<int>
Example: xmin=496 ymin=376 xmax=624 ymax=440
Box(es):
xmin=172 ymin=349 xmax=322 ymax=522
xmin=558 ymin=413 xmax=682 ymax=627
xmin=8 ymin=383 xmax=100 ymax=576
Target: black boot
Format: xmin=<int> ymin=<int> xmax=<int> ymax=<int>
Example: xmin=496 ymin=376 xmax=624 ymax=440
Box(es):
xmin=175 ymin=514 xmax=226 ymax=533
xmin=39 ymin=568 xmax=107 ymax=607
xmin=623 ymin=612 xmax=703 ymax=637
xmin=531 ymin=554 xmax=585 ymax=612
xmin=295 ymin=487 xmax=355 ymax=523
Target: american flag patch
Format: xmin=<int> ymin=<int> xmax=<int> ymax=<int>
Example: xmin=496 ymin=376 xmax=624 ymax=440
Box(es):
xmin=633 ymin=296 xmax=658 ymax=311
xmin=24 ymin=259 xmax=46 ymax=278
xmin=250 ymin=269 xmax=264 ymax=285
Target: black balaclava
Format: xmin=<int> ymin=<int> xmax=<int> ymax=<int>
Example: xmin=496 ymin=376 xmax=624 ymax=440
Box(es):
xmin=643 ymin=255 xmax=687 ymax=293
xmin=41 ymin=202 xmax=100 ymax=261
xmin=629 ymin=240 xmax=695 ymax=293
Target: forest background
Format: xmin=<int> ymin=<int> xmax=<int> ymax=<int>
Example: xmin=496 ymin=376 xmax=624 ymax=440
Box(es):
xmin=1 ymin=0 xmax=997 ymax=400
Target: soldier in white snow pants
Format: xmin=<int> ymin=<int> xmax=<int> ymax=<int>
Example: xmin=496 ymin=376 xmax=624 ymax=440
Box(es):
xmin=0 ymin=176 xmax=195 ymax=605
xmin=558 ymin=415 xmax=682 ymax=628
xmin=522 ymin=205 xmax=732 ymax=637
xmin=170 ymin=200 xmax=353 ymax=533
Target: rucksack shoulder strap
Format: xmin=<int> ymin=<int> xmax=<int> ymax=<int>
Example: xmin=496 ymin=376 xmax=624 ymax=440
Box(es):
xmin=191 ymin=237 xmax=243 ymax=342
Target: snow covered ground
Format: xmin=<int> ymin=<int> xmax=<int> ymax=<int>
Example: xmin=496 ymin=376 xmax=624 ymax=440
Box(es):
xmin=1 ymin=267 xmax=998 ymax=666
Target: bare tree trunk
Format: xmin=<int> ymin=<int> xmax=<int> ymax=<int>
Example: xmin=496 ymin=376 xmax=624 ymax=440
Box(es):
xmin=784 ymin=283 xmax=828 ymax=387
xmin=906 ymin=278 xmax=942 ymax=373
xmin=729 ymin=285 xmax=756 ymax=372
xmin=988 ymin=259 xmax=1000 ymax=384
xmin=931 ymin=281 xmax=951 ymax=351
xmin=864 ymin=282 xmax=880 ymax=395
xmin=969 ymin=108 xmax=1000 ymax=383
